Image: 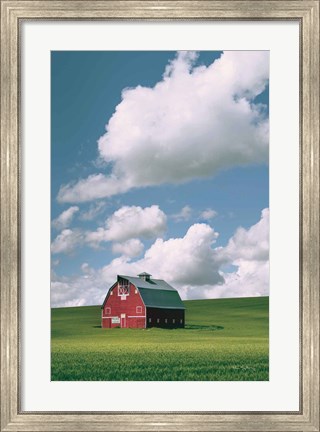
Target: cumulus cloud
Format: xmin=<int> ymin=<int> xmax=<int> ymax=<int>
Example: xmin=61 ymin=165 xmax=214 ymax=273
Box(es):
xmin=101 ymin=223 xmax=222 ymax=288
xmin=217 ymin=208 xmax=269 ymax=297
xmin=51 ymin=205 xmax=167 ymax=254
xmin=222 ymin=208 xmax=269 ymax=262
xmin=91 ymin=223 xmax=223 ymax=290
xmin=52 ymin=206 xmax=79 ymax=230
xmin=112 ymin=239 xmax=144 ymax=258
xmin=57 ymin=50 xmax=269 ymax=203
xmin=51 ymin=229 xmax=83 ymax=255
xmin=85 ymin=205 xmax=167 ymax=247
xmin=220 ymin=260 xmax=269 ymax=298
xmin=51 ymin=277 xmax=104 ymax=308
xmin=51 ymin=209 xmax=269 ymax=307
xmin=200 ymin=208 xmax=218 ymax=221
xmin=172 ymin=205 xmax=192 ymax=222
xmin=139 ymin=224 xmax=222 ymax=286
xmin=51 ymin=222 xmax=223 ymax=307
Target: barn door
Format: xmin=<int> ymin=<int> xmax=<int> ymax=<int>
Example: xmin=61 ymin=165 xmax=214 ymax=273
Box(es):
xmin=121 ymin=313 xmax=126 ymax=328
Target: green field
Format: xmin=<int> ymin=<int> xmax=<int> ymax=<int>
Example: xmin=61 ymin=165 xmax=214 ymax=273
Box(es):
xmin=51 ymin=296 xmax=269 ymax=381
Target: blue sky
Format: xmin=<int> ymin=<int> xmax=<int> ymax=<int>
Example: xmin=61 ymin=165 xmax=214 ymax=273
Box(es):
xmin=51 ymin=51 xmax=269 ymax=307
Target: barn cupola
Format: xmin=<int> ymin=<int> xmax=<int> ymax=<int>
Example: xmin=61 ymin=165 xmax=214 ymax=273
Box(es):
xmin=138 ymin=272 xmax=152 ymax=282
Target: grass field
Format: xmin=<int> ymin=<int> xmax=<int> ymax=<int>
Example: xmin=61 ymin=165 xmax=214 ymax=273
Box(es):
xmin=51 ymin=296 xmax=269 ymax=381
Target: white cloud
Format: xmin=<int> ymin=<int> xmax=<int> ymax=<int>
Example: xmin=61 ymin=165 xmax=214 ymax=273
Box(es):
xmin=217 ymin=208 xmax=269 ymax=297
xmin=200 ymin=208 xmax=218 ymax=220
xmin=95 ymin=223 xmax=223 ymax=289
xmin=172 ymin=205 xmax=192 ymax=222
xmin=51 ymin=209 xmax=269 ymax=307
xmin=222 ymin=208 xmax=269 ymax=262
xmin=57 ymin=51 xmax=269 ymax=203
xmin=52 ymin=205 xmax=167 ymax=254
xmin=112 ymin=239 xmax=144 ymax=258
xmin=51 ymin=229 xmax=83 ymax=255
xmin=51 ymin=278 xmax=104 ymax=308
xmin=51 ymin=257 xmax=136 ymax=307
xmin=83 ymin=228 xmax=106 ymax=250
xmin=102 ymin=223 xmax=223 ymax=288
xmin=81 ymin=262 xmax=91 ymax=273
xmin=51 ymin=223 xmax=223 ymax=307
xmin=52 ymin=206 xmax=79 ymax=230
xmin=85 ymin=205 xmax=167 ymax=247
xmin=138 ymin=224 xmax=222 ymax=286
xmin=220 ymin=260 xmax=269 ymax=298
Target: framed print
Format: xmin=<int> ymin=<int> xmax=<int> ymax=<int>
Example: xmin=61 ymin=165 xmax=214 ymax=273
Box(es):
xmin=1 ymin=1 xmax=319 ymax=431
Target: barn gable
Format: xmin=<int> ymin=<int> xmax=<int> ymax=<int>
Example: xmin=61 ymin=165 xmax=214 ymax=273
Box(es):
xmin=101 ymin=281 xmax=117 ymax=309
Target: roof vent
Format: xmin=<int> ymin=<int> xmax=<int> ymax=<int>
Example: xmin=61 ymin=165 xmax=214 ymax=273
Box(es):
xmin=138 ymin=272 xmax=152 ymax=282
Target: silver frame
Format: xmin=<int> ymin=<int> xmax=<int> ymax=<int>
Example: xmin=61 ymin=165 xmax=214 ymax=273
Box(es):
xmin=1 ymin=1 xmax=319 ymax=431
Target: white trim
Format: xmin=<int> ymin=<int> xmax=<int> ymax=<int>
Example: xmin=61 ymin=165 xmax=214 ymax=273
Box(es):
xmin=103 ymin=315 xmax=147 ymax=319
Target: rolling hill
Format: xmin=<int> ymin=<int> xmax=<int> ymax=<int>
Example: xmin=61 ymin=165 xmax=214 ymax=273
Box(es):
xmin=51 ymin=296 xmax=269 ymax=381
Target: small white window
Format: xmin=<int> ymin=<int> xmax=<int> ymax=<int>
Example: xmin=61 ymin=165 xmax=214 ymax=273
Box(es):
xmin=180 ymin=319 xmax=183 ymax=324
xmin=173 ymin=319 xmax=175 ymax=324
xmin=149 ymin=318 xmax=152 ymax=323
xmin=157 ymin=318 xmax=160 ymax=323
xmin=165 ymin=319 xmax=167 ymax=323
xmin=106 ymin=307 xmax=111 ymax=315
xmin=136 ymin=306 xmax=142 ymax=314
xmin=135 ymin=289 xmax=138 ymax=294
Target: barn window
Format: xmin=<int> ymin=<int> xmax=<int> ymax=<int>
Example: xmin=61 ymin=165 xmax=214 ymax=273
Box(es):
xmin=157 ymin=319 xmax=160 ymax=323
xmin=149 ymin=318 xmax=152 ymax=323
xmin=118 ymin=283 xmax=130 ymax=296
xmin=106 ymin=307 xmax=111 ymax=315
xmin=165 ymin=319 xmax=167 ymax=324
xmin=136 ymin=306 xmax=142 ymax=314
xmin=180 ymin=319 xmax=183 ymax=324
xmin=172 ymin=319 xmax=175 ymax=324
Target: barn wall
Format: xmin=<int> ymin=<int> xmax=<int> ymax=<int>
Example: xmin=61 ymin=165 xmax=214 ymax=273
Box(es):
xmin=146 ymin=307 xmax=185 ymax=328
xmin=102 ymin=282 xmax=146 ymax=329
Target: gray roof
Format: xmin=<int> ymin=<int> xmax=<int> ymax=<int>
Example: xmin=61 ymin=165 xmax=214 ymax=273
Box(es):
xmin=118 ymin=275 xmax=185 ymax=310
xmin=119 ymin=275 xmax=175 ymax=291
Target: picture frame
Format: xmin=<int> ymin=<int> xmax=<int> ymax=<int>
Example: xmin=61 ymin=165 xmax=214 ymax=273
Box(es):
xmin=1 ymin=1 xmax=319 ymax=431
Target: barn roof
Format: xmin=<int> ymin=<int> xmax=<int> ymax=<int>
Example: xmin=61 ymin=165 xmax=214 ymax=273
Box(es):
xmin=118 ymin=275 xmax=185 ymax=310
xmin=119 ymin=275 xmax=175 ymax=291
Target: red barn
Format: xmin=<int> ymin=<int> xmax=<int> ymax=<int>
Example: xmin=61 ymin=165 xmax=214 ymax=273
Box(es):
xmin=101 ymin=272 xmax=185 ymax=329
